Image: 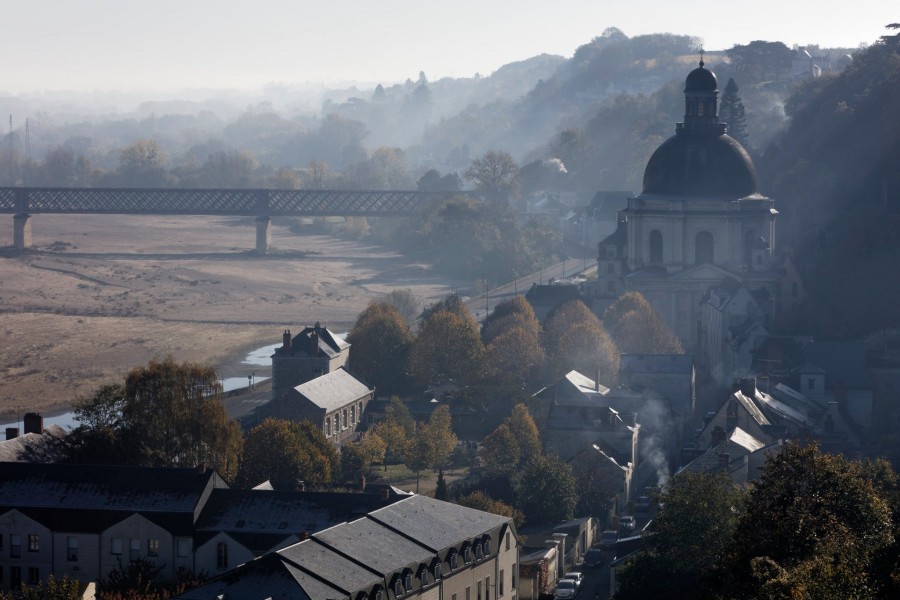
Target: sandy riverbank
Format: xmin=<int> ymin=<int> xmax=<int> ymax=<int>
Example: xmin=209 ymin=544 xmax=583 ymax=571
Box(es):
xmin=0 ymin=214 xmax=463 ymax=419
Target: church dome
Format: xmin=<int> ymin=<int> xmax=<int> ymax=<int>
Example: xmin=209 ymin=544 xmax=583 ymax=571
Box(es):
xmin=640 ymin=61 xmax=760 ymax=199
xmin=684 ymin=61 xmax=717 ymax=92
xmin=642 ymin=132 xmax=759 ymax=198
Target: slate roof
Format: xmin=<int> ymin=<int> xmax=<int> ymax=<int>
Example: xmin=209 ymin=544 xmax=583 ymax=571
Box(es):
xmin=732 ymin=390 xmax=772 ymax=427
xmin=177 ymin=493 xmax=514 ymax=600
xmin=195 ymin=489 xmax=399 ymax=535
xmin=292 ymin=368 xmax=372 ymax=412
xmin=0 ymin=462 xmax=222 ymax=513
xmin=315 ymin=516 xmax=433 ymax=575
xmin=279 ymin=538 xmax=382 ymax=594
xmin=368 ymin=494 xmax=509 ymax=553
xmin=0 ymin=425 xmax=67 ymax=462
xmin=274 ymin=323 xmax=349 ymax=359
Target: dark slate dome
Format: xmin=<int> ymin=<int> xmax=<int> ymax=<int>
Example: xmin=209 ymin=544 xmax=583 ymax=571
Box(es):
xmin=684 ymin=61 xmax=717 ymax=92
xmin=642 ymin=132 xmax=760 ymax=198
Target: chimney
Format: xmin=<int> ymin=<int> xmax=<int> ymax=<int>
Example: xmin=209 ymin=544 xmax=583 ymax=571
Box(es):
xmin=740 ymin=378 xmax=757 ymax=397
xmin=5 ymin=427 xmax=18 ymax=440
xmin=23 ymin=413 xmax=42 ymax=435
xmin=718 ymin=453 xmax=731 ymax=470
xmin=308 ymin=331 xmax=319 ymax=355
xmin=283 ymin=330 xmax=292 ymax=351
xmin=595 ymin=368 xmax=601 ymax=392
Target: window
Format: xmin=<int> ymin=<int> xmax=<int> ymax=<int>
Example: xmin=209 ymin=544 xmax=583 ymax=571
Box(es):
xmin=395 ymin=580 xmax=404 ymax=597
xmin=10 ymin=567 xmax=20 ymax=589
xmin=475 ymin=543 xmax=483 ymax=560
xmin=452 ymin=594 xmax=457 ymax=600
xmin=464 ymin=546 xmax=472 ymax=564
xmin=342 ymin=409 xmax=348 ymax=429
xmin=486 ymin=577 xmax=491 ymax=600
xmin=695 ymin=231 xmax=714 ymax=265
xmin=807 ymin=378 xmax=816 ymax=391
xmin=484 ymin=539 xmax=491 ymax=556
xmin=177 ymin=538 xmax=190 ymax=558
xmin=111 ymin=538 xmax=123 ymax=555
xmin=27 ymin=534 xmax=39 ymax=552
xmin=512 ymin=570 xmax=518 ymax=589
xmin=27 ymin=567 xmax=39 ymax=585
xmin=649 ymin=230 xmax=663 ymax=264
xmin=333 ymin=415 xmax=339 ymax=435
xmin=350 ymin=405 xmax=356 ymax=425
xmin=500 ymin=570 xmax=505 ymax=597
xmin=216 ymin=542 xmax=228 ymax=569
xmin=148 ymin=539 xmax=160 ymax=557
xmin=405 ymin=574 xmax=412 ymax=591
xmin=505 ymin=532 xmax=510 ymax=551
xmin=449 ymin=551 xmax=457 ymax=570
xmin=477 ymin=580 xmax=482 ymax=600
xmin=433 ymin=562 xmax=442 ymax=581
xmin=466 ymin=586 xmax=471 ymax=600
xmin=130 ymin=538 xmax=140 ymax=562
xmin=325 ymin=418 xmax=331 ymax=436
xmin=375 ymin=590 xmax=384 ymax=600
xmin=698 ymin=102 xmax=705 ymax=116
xmin=418 ymin=567 xmax=427 ymax=588
xmin=67 ymin=536 xmax=79 ymax=561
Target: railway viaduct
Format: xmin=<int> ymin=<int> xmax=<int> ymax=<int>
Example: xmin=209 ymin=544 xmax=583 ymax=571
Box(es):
xmin=0 ymin=187 xmax=473 ymax=254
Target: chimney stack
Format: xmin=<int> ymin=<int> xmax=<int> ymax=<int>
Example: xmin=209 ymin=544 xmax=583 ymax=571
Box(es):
xmin=595 ymin=368 xmax=601 ymax=392
xmin=740 ymin=378 xmax=757 ymax=398
xmin=718 ymin=452 xmax=731 ymax=470
xmin=23 ymin=413 xmax=42 ymax=435
xmin=309 ymin=331 xmax=319 ymax=355
xmin=5 ymin=427 xmax=18 ymax=440
xmin=283 ymin=330 xmax=292 ymax=352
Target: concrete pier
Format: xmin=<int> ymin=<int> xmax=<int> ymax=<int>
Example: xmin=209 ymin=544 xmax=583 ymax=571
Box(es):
xmin=13 ymin=214 xmax=32 ymax=249
xmin=255 ymin=216 xmax=271 ymax=255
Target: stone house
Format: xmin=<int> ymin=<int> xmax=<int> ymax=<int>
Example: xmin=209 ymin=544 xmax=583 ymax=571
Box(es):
xmin=258 ymin=368 xmax=373 ymax=446
xmin=271 ymin=322 xmax=350 ymax=400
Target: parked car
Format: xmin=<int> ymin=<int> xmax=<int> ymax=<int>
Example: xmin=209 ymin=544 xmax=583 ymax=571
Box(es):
xmin=562 ymin=572 xmax=583 ymax=589
xmin=600 ymin=529 xmax=619 ymax=548
xmin=554 ymin=579 xmax=577 ymax=600
xmin=619 ymin=515 xmax=636 ymax=534
xmin=583 ymin=548 xmax=605 ymax=568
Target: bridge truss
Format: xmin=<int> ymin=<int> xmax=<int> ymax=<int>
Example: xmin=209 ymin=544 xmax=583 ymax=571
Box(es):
xmin=0 ymin=187 xmax=472 ymax=217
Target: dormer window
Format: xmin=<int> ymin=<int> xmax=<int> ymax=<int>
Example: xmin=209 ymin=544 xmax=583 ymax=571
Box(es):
xmin=464 ymin=546 xmax=472 ymax=564
xmin=405 ymin=574 xmax=413 ymax=591
xmin=475 ymin=543 xmax=483 ymax=560
xmin=449 ymin=551 xmax=458 ymax=570
xmin=418 ymin=567 xmax=428 ymax=588
xmin=395 ymin=580 xmax=405 ymax=597
xmin=484 ymin=539 xmax=491 ymax=556
xmin=433 ymin=561 xmax=443 ymax=580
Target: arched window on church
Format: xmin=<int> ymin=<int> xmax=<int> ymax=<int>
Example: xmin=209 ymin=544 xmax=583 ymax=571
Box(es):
xmin=649 ymin=230 xmax=663 ymax=264
xmin=695 ymin=231 xmax=714 ymax=264
xmin=697 ymin=102 xmax=705 ymax=117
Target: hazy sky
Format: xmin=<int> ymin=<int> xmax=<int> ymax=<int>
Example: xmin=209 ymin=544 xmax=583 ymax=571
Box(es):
xmin=3 ymin=0 xmax=894 ymax=93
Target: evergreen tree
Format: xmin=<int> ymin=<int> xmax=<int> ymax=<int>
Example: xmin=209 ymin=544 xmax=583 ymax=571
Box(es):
xmin=720 ymin=78 xmax=750 ymax=149
xmin=435 ymin=469 xmax=449 ymax=500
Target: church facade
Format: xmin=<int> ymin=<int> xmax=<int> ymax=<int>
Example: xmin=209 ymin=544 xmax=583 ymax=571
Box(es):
xmin=592 ymin=61 xmax=780 ymax=382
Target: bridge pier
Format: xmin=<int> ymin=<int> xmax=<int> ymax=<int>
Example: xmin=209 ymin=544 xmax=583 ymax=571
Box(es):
xmin=13 ymin=214 xmax=32 ymax=249
xmin=255 ymin=216 xmax=271 ymax=255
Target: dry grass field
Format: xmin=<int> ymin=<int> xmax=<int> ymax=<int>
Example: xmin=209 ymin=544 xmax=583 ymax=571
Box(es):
xmin=0 ymin=214 xmax=460 ymax=420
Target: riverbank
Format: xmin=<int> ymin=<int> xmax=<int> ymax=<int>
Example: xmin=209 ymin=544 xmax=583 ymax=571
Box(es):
xmin=0 ymin=214 xmax=463 ymax=420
